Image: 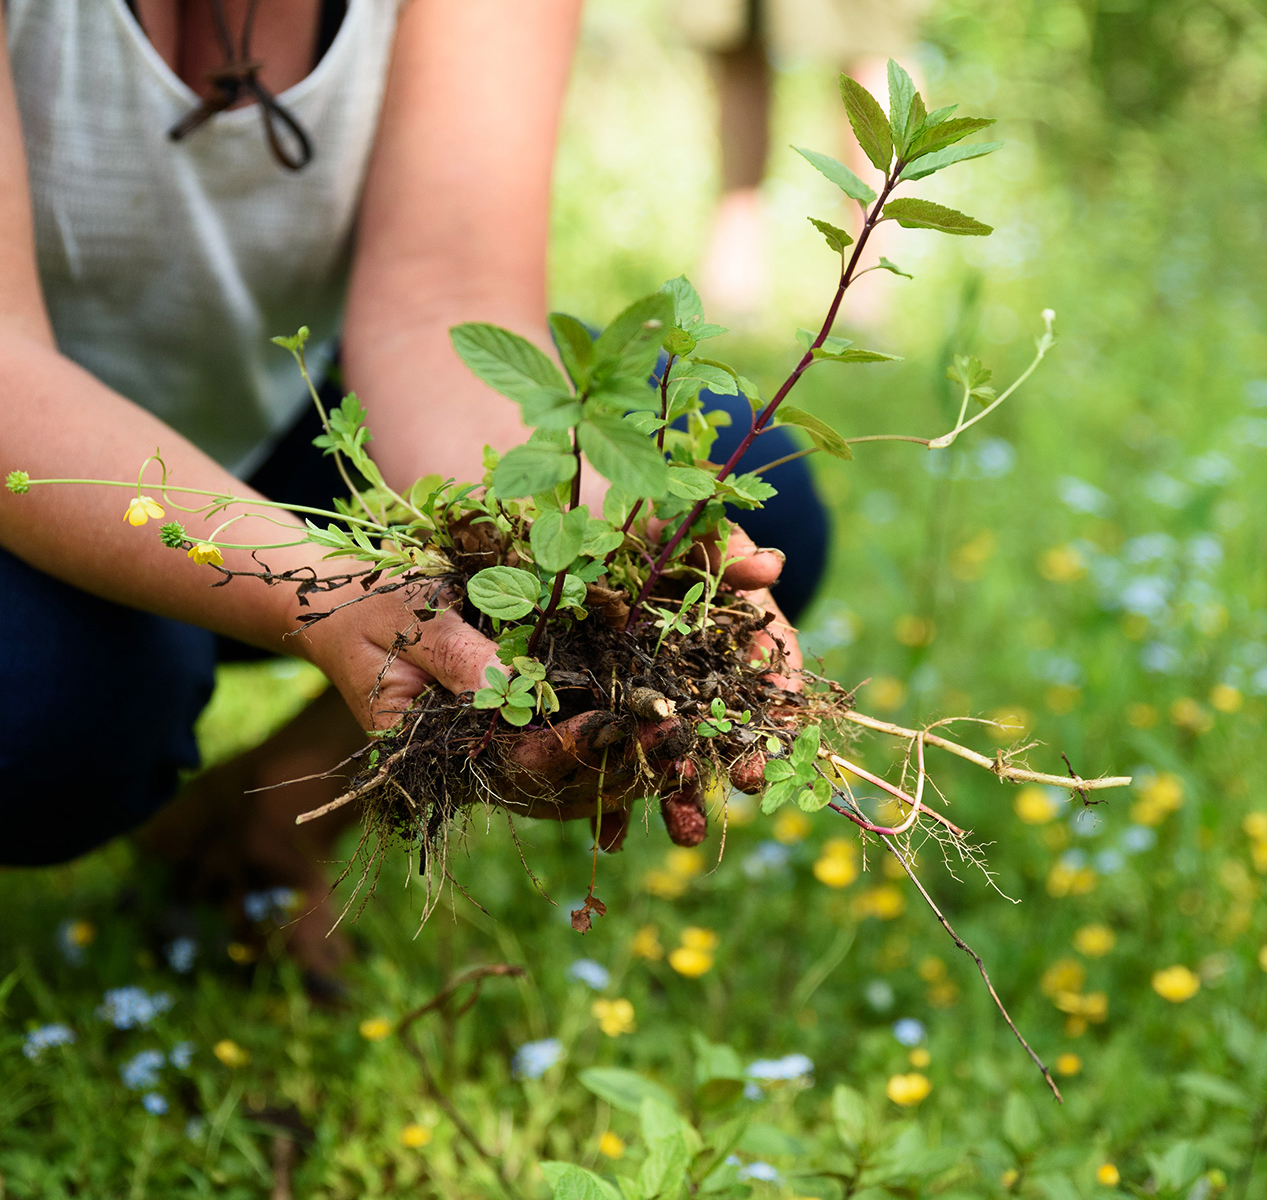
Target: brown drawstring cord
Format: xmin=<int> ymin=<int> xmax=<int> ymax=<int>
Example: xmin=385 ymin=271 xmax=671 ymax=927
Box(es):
xmin=168 ymin=0 xmax=314 ymax=170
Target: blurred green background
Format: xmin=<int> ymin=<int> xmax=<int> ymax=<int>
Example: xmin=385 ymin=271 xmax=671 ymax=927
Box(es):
xmin=4 ymin=0 xmax=1267 ymax=1196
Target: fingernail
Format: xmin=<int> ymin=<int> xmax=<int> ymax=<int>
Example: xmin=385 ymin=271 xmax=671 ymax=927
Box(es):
xmin=758 ymin=547 xmax=786 ymax=563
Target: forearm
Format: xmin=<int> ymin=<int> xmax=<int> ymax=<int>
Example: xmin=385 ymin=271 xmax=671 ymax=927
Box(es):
xmin=0 ymin=330 xmax=332 ymax=654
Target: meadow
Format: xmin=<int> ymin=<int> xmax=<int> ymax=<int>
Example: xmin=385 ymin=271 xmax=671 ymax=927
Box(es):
xmin=4 ymin=1 xmax=1267 ymax=1196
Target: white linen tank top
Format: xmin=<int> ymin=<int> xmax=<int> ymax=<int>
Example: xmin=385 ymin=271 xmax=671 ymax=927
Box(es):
xmin=4 ymin=0 xmax=399 ymax=475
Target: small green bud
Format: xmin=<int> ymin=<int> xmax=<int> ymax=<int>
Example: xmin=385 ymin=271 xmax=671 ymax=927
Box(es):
xmin=663 ymin=328 xmax=697 ymax=357
xmin=5 ymin=470 xmax=30 ymax=494
xmin=158 ymin=521 xmax=187 ymax=548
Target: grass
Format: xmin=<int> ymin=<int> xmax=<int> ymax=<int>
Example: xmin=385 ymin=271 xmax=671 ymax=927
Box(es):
xmin=4 ymin=1 xmax=1267 ymax=1196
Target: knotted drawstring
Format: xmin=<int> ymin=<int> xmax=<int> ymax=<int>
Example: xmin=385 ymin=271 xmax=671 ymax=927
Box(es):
xmin=168 ymin=0 xmax=314 ymax=170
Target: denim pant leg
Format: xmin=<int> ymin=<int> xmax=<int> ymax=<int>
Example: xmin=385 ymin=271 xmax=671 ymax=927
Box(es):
xmin=0 ymin=549 xmax=217 ymax=866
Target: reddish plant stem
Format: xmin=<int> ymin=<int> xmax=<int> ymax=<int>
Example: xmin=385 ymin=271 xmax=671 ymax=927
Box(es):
xmin=526 ymin=425 xmax=585 ymax=657
xmin=627 ymin=173 xmax=900 ymax=623
xmin=607 ymin=353 xmax=677 ymax=561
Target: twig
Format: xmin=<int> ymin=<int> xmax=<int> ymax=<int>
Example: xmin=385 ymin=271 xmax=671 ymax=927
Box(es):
xmin=878 ymin=834 xmax=1064 ymax=1104
xmin=396 ymin=963 xmax=526 ymax=1035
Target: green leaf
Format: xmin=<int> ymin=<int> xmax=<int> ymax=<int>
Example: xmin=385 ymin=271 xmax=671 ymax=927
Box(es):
xmin=1001 ymin=1091 xmax=1040 ymax=1154
xmin=540 ymin=1162 xmax=623 ymax=1200
xmin=906 ymin=116 xmax=996 ymax=160
xmin=793 ymin=146 xmax=876 ymax=205
xmin=501 ymin=704 xmax=534 ymax=727
xmin=512 ymin=655 xmax=548 ymax=681
xmin=451 ymin=323 xmax=570 ymax=407
xmin=578 ymin=1068 xmax=677 ymax=1117
xmin=593 ymin=293 xmax=676 ymax=386
xmin=530 ymin=507 xmax=588 ymax=572
xmin=807 ymin=217 xmax=854 ymax=254
xmin=837 ymin=76 xmax=892 ymax=172
xmin=582 ymin=516 xmax=624 ymax=557
xmin=832 ymin=1085 xmax=869 ymax=1151
xmin=270 ymin=326 xmax=310 ymax=353
xmin=639 ymin=1099 xmax=692 ymax=1200
xmin=739 ymin=1123 xmax=806 ymax=1158
xmin=886 ymin=59 xmax=916 ymax=151
xmin=1149 ymin=1141 xmax=1204 ymax=1191
xmin=659 ymin=275 xmax=706 ymax=330
xmin=795 ymin=329 xmax=853 ymax=355
xmin=875 ymin=257 xmax=913 ymax=280
xmin=696 ymin=1078 xmax=745 ymax=1109
xmin=549 ymin=312 xmax=594 ymax=389
xmin=947 ymin=354 xmax=996 ymax=406
xmin=493 ymin=441 xmax=577 ymax=498
xmin=560 ymin=573 xmax=588 ymax=609
xmin=899 ymin=140 xmax=1003 ymax=182
xmin=811 ymin=346 xmax=900 ymax=364
xmin=882 ymin=197 xmax=993 ymax=236
xmin=666 ymin=464 xmax=717 ymax=501
xmin=760 ymin=779 xmax=796 ymax=814
xmin=775 ymin=406 xmax=853 ymax=461
xmin=466 ymin=566 xmax=541 ymax=621
xmin=798 ymin=777 xmax=833 ymax=812
xmin=520 ymin=389 xmax=584 ymax=431
xmin=764 ymin=759 xmax=795 ymax=784
xmin=790 ymin=724 xmax=821 ymax=770
xmin=578 ymin=414 xmax=668 ymax=496
xmin=1176 ymin=1071 xmax=1249 ymax=1108
xmin=472 ymin=687 xmax=504 ymax=710
xmin=719 ymin=472 xmax=777 ymax=509
xmin=693 ymin=1113 xmax=753 ymax=1186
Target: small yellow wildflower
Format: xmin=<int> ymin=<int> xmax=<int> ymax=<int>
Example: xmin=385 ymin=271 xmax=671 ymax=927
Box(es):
xmin=1041 ymin=958 xmax=1087 ymax=997
xmin=681 ymin=927 xmax=718 ymax=952
xmin=918 ymin=956 xmax=947 ymax=982
xmin=1130 ymin=773 xmax=1184 ymax=826
xmin=852 ymin=885 xmax=906 ymax=921
xmin=1152 ymin=965 xmax=1200 ymax=1003
xmin=226 ymin=941 xmax=257 ymax=964
xmin=1038 ymin=544 xmax=1086 ymax=583
xmin=664 ymin=847 xmax=704 ymax=879
xmin=591 ymin=998 xmax=636 ymax=1037
xmin=631 ymin=925 xmax=663 ymax=961
xmin=125 ymin=495 xmax=165 ymax=526
xmin=1126 ymin=702 xmax=1158 ymax=728
xmin=1046 ymin=861 xmax=1097 ymax=897
xmin=1243 ymin=812 xmax=1267 ymax=840
xmin=1014 ymin=785 xmax=1058 ymax=825
xmin=1055 ymin=991 xmax=1108 ymax=1022
xmin=1259 ymin=945 xmax=1267 ymax=973
xmin=773 ymin=808 xmax=811 ymax=843
xmin=1054 ymin=1053 xmax=1082 ymax=1076
xmin=812 ymin=839 xmax=859 ymax=888
xmin=400 ymin=1124 xmax=432 ymax=1148
xmin=1169 ymin=697 xmax=1212 ymax=734
xmin=65 ymin=920 xmax=96 ymax=948
xmin=187 ymin=542 xmax=224 ymax=566
xmin=599 ymin=1131 xmax=626 ymax=1159
xmin=668 ymin=946 xmax=713 ymax=977
xmin=885 ymin=1072 xmax=931 ymax=1106
xmin=644 ymin=869 xmax=686 ymax=899
xmin=1001 ymin=1167 xmax=1020 ymax=1187
xmin=1207 ymin=1168 xmax=1228 ymax=1191
xmin=927 ymin=981 xmax=960 ymax=1008
xmin=868 ymin=676 xmax=906 ymax=711
xmin=213 ymin=1039 xmax=250 ymax=1068
xmin=988 ymin=707 xmax=1033 ymax=743
xmin=1074 ymin=924 xmax=1116 ymax=957
xmin=950 ymin=530 xmax=997 ymax=581
xmin=894 ymin=614 xmax=935 ymax=647
xmin=1096 ymin=1162 xmax=1120 ymax=1187
xmin=1065 ymin=1016 xmax=1088 ymax=1038
xmin=908 ymin=1047 xmax=931 ymax=1069
xmin=1045 ymin=684 xmax=1081 ymax=714
xmin=1210 ymin=683 xmax=1243 ymax=714
xmin=359 ymin=1017 xmax=393 ymax=1041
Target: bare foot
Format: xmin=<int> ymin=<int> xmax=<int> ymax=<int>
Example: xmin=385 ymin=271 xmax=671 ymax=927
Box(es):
xmin=138 ymin=686 xmax=367 ymax=984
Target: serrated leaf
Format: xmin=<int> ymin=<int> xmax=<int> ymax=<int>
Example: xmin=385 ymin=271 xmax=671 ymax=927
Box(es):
xmin=905 ymin=116 xmax=996 ymax=160
xmin=493 ymin=442 xmax=577 ymax=498
xmin=721 ymin=472 xmax=777 ymax=509
xmin=886 ymin=60 xmax=916 ymax=151
xmin=666 ymin=464 xmax=717 ymax=500
xmin=579 ymin=1068 xmax=677 ymax=1116
xmin=794 ymin=146 xmax=876 ymax=205
xmin=560 ymin=573 xmax=588 ymax=609
xmin=899 ymin=140 xmax=1002 ymax=182
xmin=797 ymin=776 xmax=833 ymax=812
xmin=763 ymin=759 xmax=795 ymax=783
xmin=451 ymin=323 xmax=570 ymax=407
xmin=659 ymin=275 xmax=705 ymax=329
xmin=876 ymin=257 xmax=913 ymax=279
xmin=790 ymin=724 xmax=821 ymax=769
xmin=639 ymin=1099 xmax=692 ymax=1200
xmin=520 ymin=389 xmax=584 ymax=431
xmin=838 ymin=76 xmax=892 ymax=172
xmin=811 ymin=347 xmax=900 ymax=364
xmin=775 ymin=405 xmax=853 ymax=461
xmin=530 ymin=507 xmax=588 ymax=572
xmin=578 ymin=414 xmax=668 ymax=496
xmin=540 ymin=1162 xmax=623 ymax=1200
xmin=581 ymin=516 xmax=624 ymax=557
xmin=832 ymin=1085 xmax=869 ymax=1151
xmin=761 ymin=779 xmax=796 ymax=814
xmin=922 ymin=103 xmax=958 ymax=128
xmin=807 ymin=216 xmax=855 ymax=254
xmin=593 ymin=292 xmax=676 ymax=386
xmin=549 ymin=312 xmax=594 ymax=389
xmin=795 ymin=329 xmax=854 ymax=354
xmin=466 ymin=566 xmax=540 ymax=621
xmin=882 ymin=197 xmax=993 ymax=236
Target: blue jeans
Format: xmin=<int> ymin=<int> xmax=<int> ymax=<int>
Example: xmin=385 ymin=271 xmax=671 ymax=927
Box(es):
xmin=0 ymin=383 xmax=827 ymax=866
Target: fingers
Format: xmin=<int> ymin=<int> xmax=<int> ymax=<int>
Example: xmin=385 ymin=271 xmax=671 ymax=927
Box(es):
xmin=406 ymin=605 xmax=502 ymax=696
xmin=740 ymin=587 xmax=803 ymax=693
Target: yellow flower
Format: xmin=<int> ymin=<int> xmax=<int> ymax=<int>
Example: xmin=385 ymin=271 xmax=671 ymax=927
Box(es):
xmin=1014 ymin=785 xmax=1059 ymax=825
xmin=213 ymin=1039 xmax=250 ymax=1068
xmin=681 ymin=926 xmax=718 ymax=952
xmin=894 ymin=614 xmax=935 ymax=647
xmin=65 ymin=919 xmax=96 ymax=948
xmin=1126 ymin=702 xmax=1158 ymax=728
xmin=226 ymin=941 xmax=257 ymax=964
xmin=950 ymin=530 xmax=997 ymax=581
xmin=868 ymin=676 xmax=906 ymax=712
xmin=1038 ymin=544 xmax=1086 ymax=583
xmin=1130 ymin=772 xmax=1184 ymax=826
xmin=1001 ymin=1167 xmax=1020 ymax=1187
xmin=908 ymin=1047 xmax=931 ymax=1069
xmin=664 ymin=848 xmax=704 ymax=879
xmin=598 ymin=1131 xmax=626 ymax=1159
xmin=125 ymin=495 xmax=165 ymax=526
xmin=187 ymin=542 xmax=224 ymax=566
xmin=813 ymin=839 xmax=859 ymax=888
xmin=1054 ymin=1053 xmax=1082 ymax=1076
xmin=1046 ymin=861 xmax=1097 ymax=897
xmin=592 ymin=998 xmax=636 ymax=1037
xmin=1096 ymin=1162 xmax=1120 ymax=1187
xmin=631 ymin=925 xmax=663 ymax=961
xmin=852 ymin=885 xmax=905 ymax=920
xmin=1169 ymin=697 xmax=1212 ymax=734
xmin=1242 ymin=812 xmax=1267 ymax=841
xmin=885 ymin=1072 xmax=931 ymax=1106
xmin=1258 ymin=945 xmax=1267 ymax=973
xmin=1073 ymin=924 xmax=1116 ymax=957
xmin=1210 ymin=683 xmax=1243 ymax=714
xmin=1152 ymin=965 xmax=1200 ymax=1003
xmin=644 ymin=869 xmax=686 ymax=899
xmin=1065 ymin=1016 xmax=1088 ymax=1038
xmin=359 ymin=1017 xmax=393 ymax=1041
xmin=1054 ymin=991 xmax=1107 ymax=1022
xmin=1041 ymin=958 xmax=1087 ymax=997
xmin=918 ymin=956 xmax=947 ymax=982
xmin=668 ymin=946 xmax=713 ymax=977
xmin=400 ymin=1123 xmax=432 ymax=1148
xmin=773 ymin=808 xmax=811 ymax=843
xmin=927 ymin=981 xmax=960 ymax=1008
